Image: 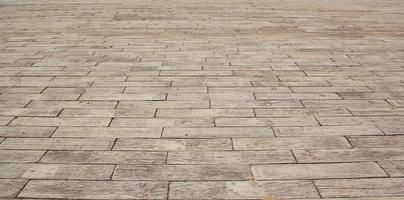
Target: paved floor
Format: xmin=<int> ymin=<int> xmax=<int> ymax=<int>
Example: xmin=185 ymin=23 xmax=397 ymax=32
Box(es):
xmin=1 ymin=0 xmax=404 ymax=199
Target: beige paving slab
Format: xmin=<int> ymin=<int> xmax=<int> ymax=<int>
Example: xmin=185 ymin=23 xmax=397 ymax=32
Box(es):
xmin=60 ymin=108 xmax=156 ymax=118
xmin=255 ymin=108 xmax=351 ymax=117
xmin=314 ymin=178 xmax=404 ymax=198
xmin=317 ymin=116 xmax=404 ymax=126
xmin=169 ymin=181 xmax=319 ymax=199
xmin=113 ymin=164 xmax=250 ymax=181
xmin=163 ymin=127 xmax=274 ymax=138
xmin=302 ymin=100 xmax=392 ymax=108
xmin=251 ymin=162 xmax=387 ymax=180
xmin=18 ymin=180 xmax=168 ymax=199
xmin=0 ymin=150 xmax=46 ymax=163
xmin=274 ymin=125 xmax=383 ymax=137
xmin=10 ymin=117 xmax=111 ymax=127
xmin=167 ymin=93 xmax=255 ymax=101
xmin=157 ymin=108 xmax=254 ymax=118
xmin=0 ymin=94 xmax=80 ymax=101
xmin=0 ymin=108 xmax=61 ymax=117
xmin=348 ymin=136 xmax=404 ymax=148
xmin=118 ymin=100 xmax=209 ymax=108
xmin=0 ymin=164 xmax=114 ymax=180
xmin=208 ymin=87 xmax=292 ymax=93
xmin=40 ymin=150 xmax=167 ymax=164
xmin=216 ymin=117 xmax=318 ymax=127
xmin=124 ymin=86 xmax=207 ymax=93
xmin=0 ymin=179 xmax=28 ymax=198
xmin=291 ymin=86 xmax=372 ymax=93
xmin=111 ymin=118 xmax=214 ymax=127
xmin=0 ymin=138 xmax=114 ymax=150
xmin=0 ymin=87 xmax=44 ymax=94
xmin=350 ymin=108 xmax=404 ymax=116
xmin=0 ymin=126 xmax=56 ymax=137
xmin=167 ymin=150 xmax=295 ymax=164
xmin=79 ymin=93 xmax=166 ymax=100
xmin=27 ymin=100 xmax=118 ymax=109
xmin=113 ymin=138 xmax=232 ymax=151
xmin=233 ymin=137 xmax=351 ymax=150
xmin=52 ymin=127 xmax=162 ymax=138
xmin=211 ymin=100 xmax=303 ymax=108
xmin=255 ymin=93 xmax=341 ymax=100
xmin=0 ymin=100 xmax=30 ymax=108
xmin=294 ymin=148 xmax=404 ymax=163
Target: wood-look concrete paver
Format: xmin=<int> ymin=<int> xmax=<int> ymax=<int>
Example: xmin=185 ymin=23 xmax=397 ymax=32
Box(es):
xmin=1 ymin=0 xmax=404 ymax=198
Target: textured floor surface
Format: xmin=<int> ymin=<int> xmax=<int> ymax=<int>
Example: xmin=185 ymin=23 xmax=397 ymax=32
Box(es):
xmin=1 ymin=0 xmax=404 ymax=199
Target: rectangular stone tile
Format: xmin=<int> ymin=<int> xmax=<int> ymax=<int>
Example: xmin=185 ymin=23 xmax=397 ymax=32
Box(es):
xmin=157 ymin=109 xmax=254 ymax=118
xmin=255 ymin=108 xmax=351 ymax=117
xmin=0 ymin=87 xmax=44 ymax=94
xmin=92 ymin=81 xmax=171 ymax=87
xmin=0 ymin=179 xmax=28 ymax=198
xmin=317 ymin=116 xmax=404 ymax=126
xmin=0 ymin=138 xmax=114 ymax=150
xmin=11 ymin=117 xmax=111 ymax=127
xmin=160 ymin=70 xmax=232 ymax=76
xmin=233 ymin=137 xmax=350 ymax=150
xmin=216 ymin=117 xmax=318 ymax=127
xmin=15 ymin=81 xmax=91 ymax=88
xmin=0 ymin=150 xmax=45 ymax=163
xmin=314 ymin=178 xmax=404 ymax=198
xmin=42 ymin=87 xmax=87 ymax=94
xmin=60 ymin=108 xmax=155 ymax=118
xmin=125 ymin=87 xmax=207 ymax=93
xmin=169 ymin=181 xmax=319 ymax=199
xmin=302 ymin=100 xmax=392 ymax=108
xmin=0 ymin=164 xmax=114 ymax=180
xmin=252 ymin=80 xmax=330 ymax=87
xmin=294 ymin=148 xmax=404 ymax=163
xmin=0 ymin=108 xmax=61 ymax=117
xmin=291 ymin=86 xmax=372 ymax=93
xmin=114 ymin=138 xmax=232 ymax=151
xmin=27 ymin=100 xmax=118 ymax=109
xmin=0 ymin=117 xmax=13 ymax=125
xmin=274 ymin=125 xmax=383 ymax=137
xmin=18 ymin=180 xmax=168 ymax=199
xmin=80 ymin=93 xmax=166 ymax=100
xmin=113 ymin=164 xmax=250 ymax=181
xmin=251 ymin=162 xmax=387 ymax=180
xmin=340 ymin=92 xmax=404 ymax=100
xmin=350 ymin=108 xmax=404 ymax=116
xmin=0 ymin=127 xmax=56 ymax=137
xmin=41 ymin=151 xmax=166 ymax=164
xmin=167 ymin=150 xmax=295 ymax=164
xmin=163 ymin=127 xmax=274 ymax=138
xmin=379 ymin=161 xmax=404 ymax=177
xmin=53 ymin=127 xmax=161 ymax=138
xmin=348 ymin=136 xmax=404 ymax=148
xmin=0 ymin=100 xmax=29 ymax=108
xmin=255 ymin=93 xmax=341 ymax=100
xmin=118 ymin=100 xmax=209 ymax=109
xmin=0 ymin=94 xmax=80 ymax=101
xmin=209 ymin=87 xmax=292 ymax=93
xmin=211 ymin=100 xmax=303 ymax=108
xmin=111 ymin=118 xmax=214 ymax=127
xmin=167 ymin=93 xmax=254 ymax=101
xmin=18 ymin=70 xmax=88 ymax=77
xmin=306 ymin=70 xmax=375 ymax=77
